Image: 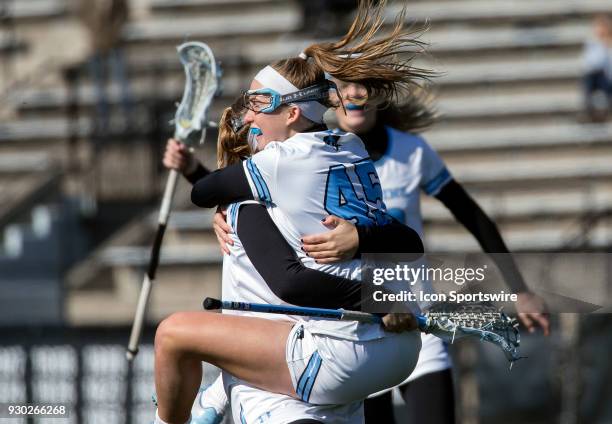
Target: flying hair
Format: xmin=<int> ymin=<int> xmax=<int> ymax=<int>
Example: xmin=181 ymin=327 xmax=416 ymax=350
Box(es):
xmin=277 ymin=0 xmax=433 ymax=104
xmin=378 ymin=88 xmax=437 ymax=133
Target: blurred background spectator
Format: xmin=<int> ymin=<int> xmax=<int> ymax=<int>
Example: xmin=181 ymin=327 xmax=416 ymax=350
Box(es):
xmin=582 ymin=14 xmax=612 ymax=122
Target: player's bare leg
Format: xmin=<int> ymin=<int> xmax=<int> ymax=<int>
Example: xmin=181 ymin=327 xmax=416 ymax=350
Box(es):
xmin=154 ymin=311 xmax=295 ymax=424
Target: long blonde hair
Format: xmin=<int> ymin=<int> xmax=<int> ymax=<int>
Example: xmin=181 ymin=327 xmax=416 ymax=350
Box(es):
xmin=217 ymin=0 xmax=433 ymax=165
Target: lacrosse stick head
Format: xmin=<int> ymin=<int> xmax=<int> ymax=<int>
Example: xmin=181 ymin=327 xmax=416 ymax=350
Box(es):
xmin=420 ymin=302 xmax=522 ymax=364
xmin=174 ymin=41 xmax=221 ymax=146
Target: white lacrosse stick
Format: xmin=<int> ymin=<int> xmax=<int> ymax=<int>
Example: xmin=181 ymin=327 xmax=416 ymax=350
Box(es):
xmin=126 ymin=42 xmax=220 ymax=361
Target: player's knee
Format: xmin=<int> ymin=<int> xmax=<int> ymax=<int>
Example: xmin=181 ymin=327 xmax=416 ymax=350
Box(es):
xmin=155 ymin=312 xmax=191 ymax=356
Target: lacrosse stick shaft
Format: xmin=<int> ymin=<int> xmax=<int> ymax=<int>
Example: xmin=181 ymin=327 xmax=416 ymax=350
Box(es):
xmin=126 ymin=169 xmax=180 ymax=361
xmin=202 ymin=297 xmax=424 ymax=325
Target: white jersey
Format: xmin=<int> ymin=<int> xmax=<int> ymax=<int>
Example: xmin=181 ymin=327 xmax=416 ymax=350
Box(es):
xmin=236 ymin=129 xmax=391 ymax=341
xmin=373 ymin=126 xmax=453 ymax=382
xmin=222 ymin=200 xmax=304 ymax=323
xmin=374 ymin=126 xmax=452 ymax=239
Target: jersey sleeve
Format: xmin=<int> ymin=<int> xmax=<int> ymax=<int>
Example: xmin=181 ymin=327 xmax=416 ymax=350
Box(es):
xmin=242 ymin=144 xmax=281 ymax=204
xmin=419 ymin=138 xmax=452 ymax=197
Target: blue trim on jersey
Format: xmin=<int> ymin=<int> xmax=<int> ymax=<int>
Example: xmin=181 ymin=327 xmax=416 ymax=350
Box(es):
xmin=240 ymin=404 xmax=247 ymax=424
xmin=246 ymin=159 xmax=271 ymax=203
xmin=387 ymin=207 xmax=406 ymax=224
xmin=228 ymin=203 xmax=239 ymax=231
xmin=296 ymin=351 xmax=323 ymax=402
xmin=423 ymin=167 xmax=451 ymax=196
xmin=233 ymin=203 xmax=239 ymax=230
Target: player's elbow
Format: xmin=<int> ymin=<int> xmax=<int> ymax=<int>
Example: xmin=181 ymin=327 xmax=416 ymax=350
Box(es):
xmin=191 ymin=177 xmax=217 ymax=208
xmin=393 ymin=226 xmax=424 ymax=261
xmin=271 ymin=264 xmax=311 ymax=305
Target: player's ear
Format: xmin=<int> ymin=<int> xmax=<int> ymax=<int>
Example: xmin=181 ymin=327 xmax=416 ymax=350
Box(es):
xmin=285 ymin=105 xmax=301 ymax=126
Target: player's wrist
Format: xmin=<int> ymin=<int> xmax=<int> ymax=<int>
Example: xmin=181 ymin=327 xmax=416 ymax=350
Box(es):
xmin=183 ymin=156 xmax=199 ymax=176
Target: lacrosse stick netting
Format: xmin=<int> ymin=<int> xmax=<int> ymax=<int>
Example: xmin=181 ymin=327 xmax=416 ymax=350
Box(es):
xmin=420 ymin=302 xmax=522 ymax=364
xmin=174 ymin=41 xmax=221 ymax=144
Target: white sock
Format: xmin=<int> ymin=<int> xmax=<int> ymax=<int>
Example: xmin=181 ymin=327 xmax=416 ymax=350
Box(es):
xmin=192 ymin=374 xmax=228 ymax=416
xmin=155 ymin=409 xmax=190 ymax=424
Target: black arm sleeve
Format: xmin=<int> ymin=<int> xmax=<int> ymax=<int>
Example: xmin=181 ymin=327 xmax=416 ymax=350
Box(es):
xmin=355 ymin=218 xmax=423 ymax=260
xmin=191 ymin=162 xmax=254 ymax=208
xmin=184 ymin=163 xmax=210 ymax=185
xmin=237 ymin=204 xmax=362 ymax=310
xmin=435 ymin=179 xmax=528 ymax=293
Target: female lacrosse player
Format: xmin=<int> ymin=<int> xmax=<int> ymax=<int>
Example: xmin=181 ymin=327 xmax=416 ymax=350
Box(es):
xmin=294 ymin=80 xmax=551 ymax=424
xmin=154 ymin=2 xmax=430 ymax=423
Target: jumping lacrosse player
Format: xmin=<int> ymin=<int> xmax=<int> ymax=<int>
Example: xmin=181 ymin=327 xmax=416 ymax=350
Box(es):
xmin=163 ymin=100 xmax=420 ymax=424
xmin=153 ymin=1 xmax=436 ymax=423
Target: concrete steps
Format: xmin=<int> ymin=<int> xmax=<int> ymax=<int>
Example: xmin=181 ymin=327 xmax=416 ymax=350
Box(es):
xmin=123 ymin=2 xmax=300 ymax=44
xmin=422 ymin=182 xmax=612 ymax=223
xmin=442 ymin=148 xmax=612 ymax=187
xmin=149 ymin=0 xmax=282 ymax=14
xmin=146 ymin=0 xmax=612 ymax=26
xmin=426 ymin=122 xmax=612 ymax=152
xmin=424 ymin=215 xmax=612 ymax=252
xmin=388 ymin=0 xmax=612 ymax=25
xmin=3 ymin=0 xmax=67 ymax=22
xmin=118 ymin=15 xmax=594 ymax=62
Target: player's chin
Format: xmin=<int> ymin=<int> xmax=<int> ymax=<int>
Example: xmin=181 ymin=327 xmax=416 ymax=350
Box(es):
xmin=340 ymin=118 xmax=365 ymax=133
xmin=254 ymin=138 xmax=268 ymax=152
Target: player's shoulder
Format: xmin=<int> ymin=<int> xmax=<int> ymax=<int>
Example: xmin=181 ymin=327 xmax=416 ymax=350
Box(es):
xmin=385 ymin=126 xmax=436 ymax=157
xmin=281 ymin=129 xmax=363 ymax=153
xmin=386 ymin=126 xmax=429 ymax=148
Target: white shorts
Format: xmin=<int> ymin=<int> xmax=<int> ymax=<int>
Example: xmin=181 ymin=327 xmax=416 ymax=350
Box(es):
xmin=222 ymin=372 xmax=363 ymax=424
xmin=367 ymin=333 xmax=451 ymax=398
xmin=408 ymin=333 xmax=451 ymax=382
xmin=286 ymin=321 xmax=422 ymax=405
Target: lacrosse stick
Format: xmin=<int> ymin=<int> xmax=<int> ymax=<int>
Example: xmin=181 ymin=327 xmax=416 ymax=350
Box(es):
xmin=203 ymin=298 xmax=522 ymax=364
xmin=126 ymin=42 xmax=221 ymax=361
xmin=203 ymin=298 xmax=381 ymax=323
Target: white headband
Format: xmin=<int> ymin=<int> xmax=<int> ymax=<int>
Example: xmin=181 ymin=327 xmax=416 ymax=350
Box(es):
xmin=254 ymin=66 xmax=328 ymax=123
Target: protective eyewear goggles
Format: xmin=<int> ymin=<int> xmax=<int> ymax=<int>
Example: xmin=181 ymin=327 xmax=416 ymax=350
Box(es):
xmin=241 ymin=80 xmax=337 ymax=114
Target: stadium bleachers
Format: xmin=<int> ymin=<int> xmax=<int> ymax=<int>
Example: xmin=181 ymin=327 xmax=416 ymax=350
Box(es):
xmin=1 ymin=0 xmax=612 ymax=324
